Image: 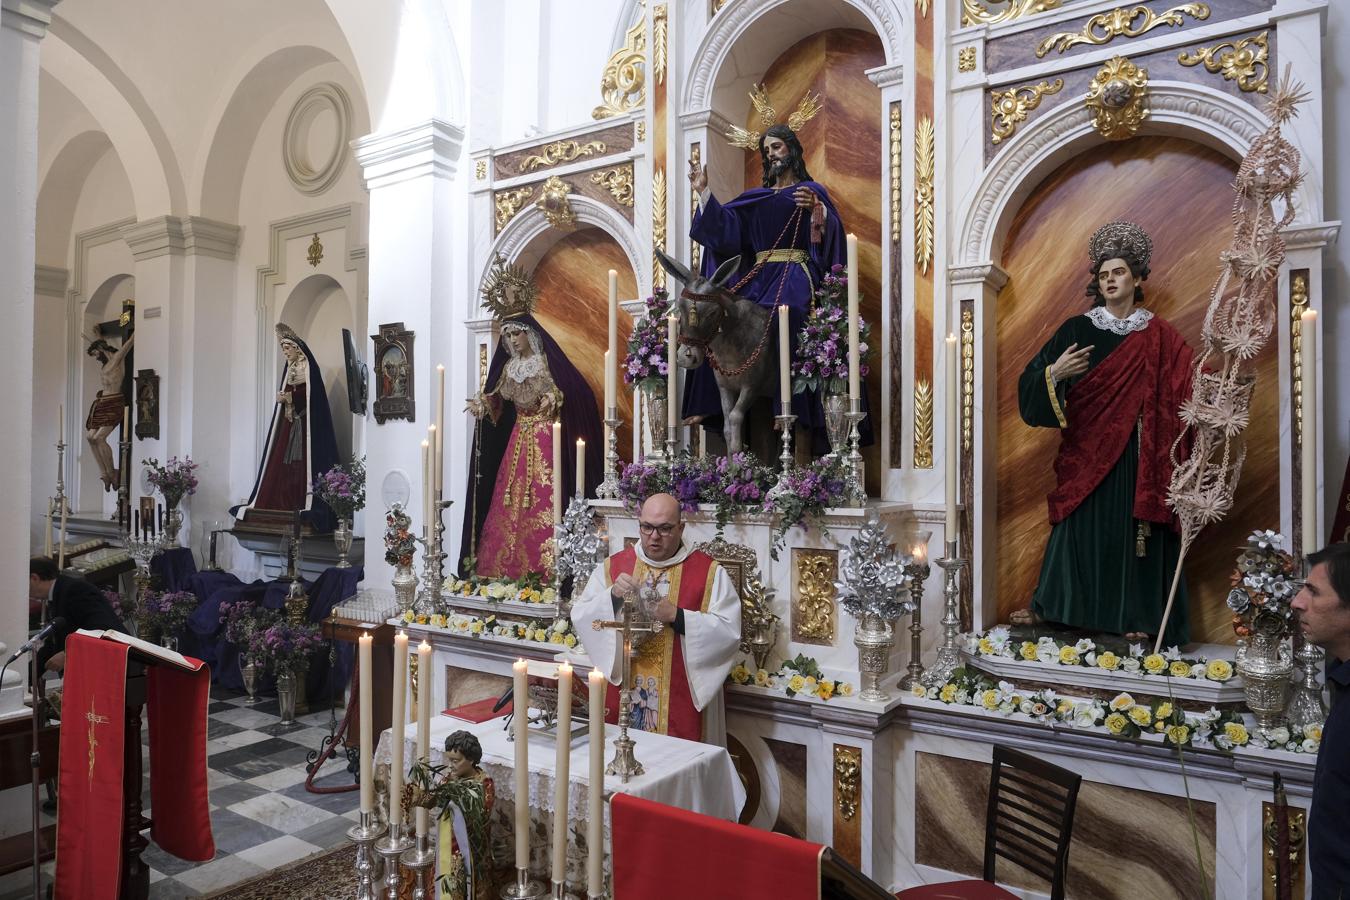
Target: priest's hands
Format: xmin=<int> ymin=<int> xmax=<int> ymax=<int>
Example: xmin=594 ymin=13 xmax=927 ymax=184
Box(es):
xmin=611 ymin=572 xmax=639 ymax=602
xmin=651 ymin=597 xmax=678 ymax=624
xmin=688 ymin=160 xmax=708 ymax=194
xmin=1050 ymin=342 xmax=1094 ymax=382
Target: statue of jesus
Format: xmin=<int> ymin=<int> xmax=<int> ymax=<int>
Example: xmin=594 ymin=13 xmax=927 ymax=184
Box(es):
xmin=84 ymin=333 xmax=134 ymax=491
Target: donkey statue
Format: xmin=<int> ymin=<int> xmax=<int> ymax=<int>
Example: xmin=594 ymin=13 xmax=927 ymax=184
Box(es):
xmin=655 ymin=248 xmax=777 ymax=455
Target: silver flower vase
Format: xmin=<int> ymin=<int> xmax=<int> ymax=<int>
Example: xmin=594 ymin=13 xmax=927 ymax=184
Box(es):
xmin=164 ymin=505 xmax=184 ymax=544
xmin=392 ymin=563 xmax=418 ymax=614
xmin=643 ymin=384 xmax=667 ymax=461
xmin=854 ymin=612 xmax=896 ymax=703
xmin=823 ymin=392 xmax=849 ymax=458
xmin=276 ymin=669 xmax=298 ymax=726
xmin=240 ymin=655 xmax=261 ymax=704
xmin=1236 ymin=619 xmax=1293 ymax=735
xmin=333 ymin=518 xmax=353 ymax=568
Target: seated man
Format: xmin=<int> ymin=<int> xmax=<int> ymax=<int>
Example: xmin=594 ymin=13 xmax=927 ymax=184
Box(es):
xmin=28 ymin=555 xmax=126 ymax=675
xmin=571 ymin=493 xmax=741 ymax=745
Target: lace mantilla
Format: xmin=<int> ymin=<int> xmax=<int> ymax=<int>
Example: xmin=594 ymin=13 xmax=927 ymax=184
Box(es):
xmin=503 ymin=354 xmax=547 ymax=384
xmin=1086 ymin=306 xmax=1153 ymax=335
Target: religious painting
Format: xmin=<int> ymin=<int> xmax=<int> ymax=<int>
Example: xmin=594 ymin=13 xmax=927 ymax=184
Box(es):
xmin=134 ymin=368 xmax=159 ymax=440
xmin=371 ymin=322 xmax=415 ymax=424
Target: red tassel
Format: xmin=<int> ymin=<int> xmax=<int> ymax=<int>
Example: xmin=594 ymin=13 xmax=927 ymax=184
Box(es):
xmin=810 ymin=196 xmax=825 ymax=244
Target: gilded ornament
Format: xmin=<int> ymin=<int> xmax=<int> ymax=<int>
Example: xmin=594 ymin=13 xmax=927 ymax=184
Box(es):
xmin=913 ymin=379 xmax=934 ymax=468
xmin=536 ymin=175 xmax=576 ymax=229
xmin=916 ymin=0 xmax=930 ymax=17
xmin=962 ymin=0 xmax=1062 ymax=27
xmin=521 ymin=139 xmax=608 ymax=173
xmin=475 ymin=159 xmax=487 ymax=180
xmin=889 ymin=104 xmax=901 ymax=244
xmin=306 ymin=233 xmax=324 ymax=267
xmin=833 ymin=745 xmax=862 ymax=821
xmin=958 ymin=47 xmax=978 ymax=72
xmin=652 ymin=168 xmax=668 ymax=288
xmin=1084 ymin=56 xmax=1150 ymax=141
xmin=1291 ymin=273 xmax=1308 ymax=447
xmin=1262 ymin=803 xmax=1307 ymax=897
xmin=711 ymin=0 xmax=729 ymax=13
xmin=961 ymin=309 xmax=975 ymax=453
xmin=726 ymin=84 xmax=823 ymax=151
xmin=493 ymin=186 xmax=534 ymax=231
xmin=1178 ymin=31 xmax=1269 ymax=93
xmin=690 ymin=144 xmax=703 ymax=270
xmin=480 ymin=254 xmax=538 ymax=321
xmin=652 ymin=5 xmax=668 ymax=86
xmin=914 ymin=116 xmax=935 ymax=275
xmin=636 ymin=121 xmax=646 ymax=143
xmin=589 ymin=164 xmax=636 ymax=207
xmin=593 ymin=16 xmax=646 ymax=120
xmin=793 ymin=550 xmax=837 ymax=643
xmin=990 ymin=78 xmax=1063 ymax=144
xmin=1036 ymin=3 xmax=1210 ymax=58
xmin=478 ymin=343 xmax=489 ymax=390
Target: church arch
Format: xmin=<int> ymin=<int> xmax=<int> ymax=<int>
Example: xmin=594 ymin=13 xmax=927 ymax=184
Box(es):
xmin=279 ymin=273 xmax=356 ymax=461
xmin=35 ymin=130 xmax=121 ymax=265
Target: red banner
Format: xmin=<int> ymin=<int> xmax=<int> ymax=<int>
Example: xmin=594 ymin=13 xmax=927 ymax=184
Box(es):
xmin=148 ymin=661 xmax=215 ymax=861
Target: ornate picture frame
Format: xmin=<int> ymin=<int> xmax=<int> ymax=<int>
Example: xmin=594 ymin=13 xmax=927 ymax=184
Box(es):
xmin=371 ymin=322 xmax=415 ymax=424
xmin=134 ymin=368 xmax=159 ymax=440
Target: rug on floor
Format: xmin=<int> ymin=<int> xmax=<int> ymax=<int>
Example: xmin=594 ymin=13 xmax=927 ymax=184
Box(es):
xmin=202 ymin=843 xmax=357 ymax=898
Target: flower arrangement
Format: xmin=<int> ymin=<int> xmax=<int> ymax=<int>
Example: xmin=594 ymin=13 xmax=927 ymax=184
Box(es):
xmin=385 ymin=504 xmax=415 ymax=567
xmin=399 ymin=610 xmax=579 ymax=648
xmin=250 ymin=621 xmax=324 ymax=673
xmin=728 ymin=653 xmax=855 ymax=701
xmin=763 ymin=457 xmax=854 ymax=556
xmin=314 ymin=457 xmax=366 ymax=522
xmin=219 ymin=598 xmax=276 ymax=646
xmin=143 ymin=457 xmax=199 ymax=508
xmin=792 ymin=265 xmax=872 ymax=395
xmin=140 ymin=590 xmax=197 ymax=640
xmin=965 ymin=626 xmax=1236 ymax=683
xmin=623 ymin=288 xmax=672 ymax=392
xmin=442 ymin=573 xmax=558 ymax=605
xmin=101 ymin=587 xmax=125 ymax=621
xmin=1226 ymin=529 xmax=1299 ymax=638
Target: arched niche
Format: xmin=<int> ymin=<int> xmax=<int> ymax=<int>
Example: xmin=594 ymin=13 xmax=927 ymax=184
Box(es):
xmin=278 ymin=273 xmax=356 ymax=463
xmin=79 ymin=273 xmax=135 ymax=509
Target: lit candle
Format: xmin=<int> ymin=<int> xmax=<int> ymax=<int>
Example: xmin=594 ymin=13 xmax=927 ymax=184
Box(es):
xmin=513 ymin=658 xmax=530 ymax=870
xmin=604 ymin=349 xmax=615 ymax=413
xmin=416 ymin=640 xmax=432 ymax=838
xmin=608 ymin=269 xmax=619 ymax=386
xmin=552 ymin=662 xmax=573 ymax=888
xmin=435 ymin=365 xmax=445 ymax=492
xmin=552 ymin=421 xmax=563 ymax=525
xmin=778 ymin=305 xmax=791 ymax=411
xmin=847 ymin=233 xmax=860 ymax=401
xmin=945 ymin=333 xmax=959 ymax=539
xmin=587 ymin=667 xmax=605 ymax=896
xmin=576 ymin=438 xmax=586 ymax=498
xmin=358 ymin=632 xmax=373 ymax=814
xmin=390 ymin=631 xmax=409 ymax=832
xmin=667 ymin=315 xmax=679 ymax=432
xmin=1302 ymin=309 xmax=1318 ymax=549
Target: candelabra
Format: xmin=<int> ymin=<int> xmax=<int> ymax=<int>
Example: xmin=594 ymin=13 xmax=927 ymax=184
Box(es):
xmin=347 ymin=810 xmax=386 ymax=900
xmin=844 ymin=398 xmax=866 ymax=506
xmin=595 ymin=408 xmax=622 ymax=499
xmin=765 ymin=407 xmax=797 ymax=504
xmin=400 ymin=830 xmax=436 ymax=900
xmin=375 ymin=822 xmax=413 ymax=900
xmin=415 ymin=494 xmax=451 ymax=616
xmin=898 ymin=552 xmax=930 ymax=691
xmin=1289 ymin=558 xmax=1328 ymax=730
xmin=125 ymin=529 xmax=166 ymax=628
xmin=665 ymin=423 xmax=678 ymax=462
xmin=501 ymin=867 xmax=546 ymax=899
xmin=921 ymin=539 xmax=966 ymax=689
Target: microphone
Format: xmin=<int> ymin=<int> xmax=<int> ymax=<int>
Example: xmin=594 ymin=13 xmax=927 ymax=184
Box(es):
xmin=491 ymin=683 xmax=514 ymax=714
xmin=5 ymin=617 xmax=67 ymax=666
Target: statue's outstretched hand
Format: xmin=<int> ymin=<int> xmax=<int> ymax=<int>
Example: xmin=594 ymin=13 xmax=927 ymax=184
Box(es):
xmin=688 ymin=159 xmax=708 ymax=194
xmin=793 ymin=186 xmax=817 ymax=210
xmin=1050 ymin=342 xmax=1094 ymax=382
xmin=464 ymin=393 xmax=487 ymax=418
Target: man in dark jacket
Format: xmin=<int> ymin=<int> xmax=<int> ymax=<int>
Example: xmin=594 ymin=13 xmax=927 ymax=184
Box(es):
xmin=27 ymin=556 xmax=126 ymax=673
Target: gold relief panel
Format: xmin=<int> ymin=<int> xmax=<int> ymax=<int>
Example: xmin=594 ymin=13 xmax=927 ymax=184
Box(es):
xmin=889 ymin=104 xmax=901 ymax=242
xmin=914 ymin=115 xmax=935 ymax=274
xmin=962 ymin=0 xmax=1062 ymax=27
xmin=1085 ymin=56 xmax=1149 ymax=141
xmin=1037 ymin=3 xmax=1210 ymax=58
xmin=1292 ymin=271 xmax=1309 ymax=447
xmin=474 ymin=159 xmax=487 ymax=180
xmin=589 ymin=164 xmax=636 ymax=208
xmin=652 ymin=5 xmax=668 ymax=86
xmin=832 ymin=744 xmax=863 ymax=869
xmin=1178 ymin=30 xmax=1269 ymax=93
xmin=536 ymin=175 xmax=576 ymax=229
xmin=989 ymin=78 xmax=1063 ymax=144
xmin=689 ymin=143 xmax=703 ymax=271
xmin=593 ymin=16 xmax=646 ymax=120
xmin=306 ymin=233 xmax=324 ymax=268
xmin=1262 ymin=800 xmax=1306 ymax=900
xmin=957 ymin=46 xmax=978 ymax=72
xmin=913 ymin=378 xmax=934 ymax=469
xmin=493 ymin=186 xmax=534 ymax=232
xmin=652 ymin=168 xmax=668 ymax=288
xmin=521 ymin=139 xmax=608 ymax=173
xmin=791 ymin=549 xmax=837 ymax=644
xmin=961 ymin=310 xmax=975 ymax=453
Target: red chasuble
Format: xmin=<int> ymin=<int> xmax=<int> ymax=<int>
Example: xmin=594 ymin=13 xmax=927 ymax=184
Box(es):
xmin=1047 ymin=317 xmax=1193 ymax=526
xmin=601 ymin=546 xmax=718 ymax=742
xmin=55 ymin=634 xmax=214 ymax=899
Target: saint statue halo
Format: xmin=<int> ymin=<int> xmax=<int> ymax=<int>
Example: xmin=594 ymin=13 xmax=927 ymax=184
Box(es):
xmin=724 ymin=83 xmax=824 ymax=151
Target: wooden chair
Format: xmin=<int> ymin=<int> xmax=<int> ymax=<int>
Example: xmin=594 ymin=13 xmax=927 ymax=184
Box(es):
xmin=896 ymin=745 xmax=1082 ymax=900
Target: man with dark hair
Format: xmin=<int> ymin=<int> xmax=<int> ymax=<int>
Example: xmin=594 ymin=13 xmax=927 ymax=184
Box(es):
xmin=1293 ymin=542 xmax=1350 ymax=898
xmin=27 ymin=556 xmax=126 ymax=674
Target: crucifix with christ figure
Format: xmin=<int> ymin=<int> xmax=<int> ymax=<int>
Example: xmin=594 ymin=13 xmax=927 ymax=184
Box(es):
xmin=591 ymin=589 xmax=664 ymax=783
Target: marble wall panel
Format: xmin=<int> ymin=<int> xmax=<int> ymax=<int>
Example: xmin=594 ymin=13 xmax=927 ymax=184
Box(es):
xmin=765 ymin=737 xmax=809 ymax=839
xmin=994 ymin=137 xmax=1276 ymax=644
xmin=493 ymin=123 xmax=634 ymax=180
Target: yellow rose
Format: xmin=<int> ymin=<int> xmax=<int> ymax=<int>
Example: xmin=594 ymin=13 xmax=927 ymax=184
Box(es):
xmin=911 ymin=684 xmax=927 ymax=698
xmin=470 ymin=621 xmax=484 ymax=634
xmin=1020 ymin=642 xmax=1038 ymax=661
xmin=788 ymin=674 xmax=806 ymax=694
xmin=1058 ymin=645 xmax=1080 ymax=665
xmin=415 ymin=615 xmax=428 ymax=624
xmin=549 ymin=633 xmax=563 ymax=644
xmin=564 ymin=634 xmax=578 ymax=648
xmin=838 ymin=683 xmax=854 ymax=697
xmin=1154 ymin=721 xmax=1166 ymax=732
xmin=1205 ymin=659 xmax=1234 ymax=682
xmin=1105 ymin=713 xmax=1129 ymax=735
xmin=754 ymin=669 xmax=771 ymax=687
xmin=1306 ymin=724 xmax=1323 ymax=742
xmin=978 ymin=638 xmax=995 ymax=655
xmin=456 ymin=619 xmax=469 ymax=630
xmin=1165 ymin=724 xmax=1191 ymax=745
xmin=1155 ymin=702 xmax=1174 ymax=720
xmin=1223 ymin=722 xmax=1250 ymax=745
xmin=804 ymin=676 xmax=818 ymax=689
xmin=1142 ymin=654 xmax=1167 ymax=674
xmin=1056 ymin=700 xmax=1074 ymax=716
xmin=818 ymin=681 xmax=835 ymax=701
xmin=1127 ymin=706 xmax=1153 ymax=727
xmin=939 ymin=684 xmax=958 ymax=703
xmin=1169 ymin=660 xmax=1192 ymax=678
xmin=730 ymin=665 xmax=750 ymax=685
xmin=980 ymin=689 xmax=1000 ymax=710
xmin=1109 ymin=692 xmax=1135 ymax=712
xmin=1096 ymin=651 xmax=1120 ymax=671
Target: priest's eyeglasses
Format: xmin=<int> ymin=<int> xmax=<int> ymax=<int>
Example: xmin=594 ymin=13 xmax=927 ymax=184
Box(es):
xmin=638 ymin=522 xmax=678 ymax=536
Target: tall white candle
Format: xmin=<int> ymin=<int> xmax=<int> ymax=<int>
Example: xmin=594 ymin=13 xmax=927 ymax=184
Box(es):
xmin=1302 ymin=309 xmax=1319 ymax=550
xmin=608 ymin=269 xmax=619 ymax=378
xmin=552 ymin=421 xmax=563 ymax=525
xmin=359 ymin=632 xmax=373 ymax=814
xmin=945 ymin=334 xmax=959 ymax=539
xmin=587 ymin=668 xmax=605 ymax=895
xmin=552 ymin=662 xmax=573 ymax=886
xmin=778 ymin=305 xmax=791 ymax=410
xmin=846 ymin=233 xmax=860 ymax=401
xmin=58 ymin=402 xmax=63 ymax=444
xmin=633 ymin=386 xmax=641 ymax=461
xmin=416 ymin=640 xmax=432 ymax=837
xmin=513 ymin=659 xmax=530 ymax=870
xmin=421 ymin=439 xmax=432 ymax=536
xmin=667 ymin=315 xmax=678 ymax=431
xmin=576 ymin=439 xmax=586 ymax=497
xmin=44 ymin=504 xmax=52 ymax=558
xmin=436 ymin=366 xmax=445 ymax=492
xmin=390 ymin=631 xmax=408 ymax=831
xmin=604 ymin=349 xmax=615 ymax=413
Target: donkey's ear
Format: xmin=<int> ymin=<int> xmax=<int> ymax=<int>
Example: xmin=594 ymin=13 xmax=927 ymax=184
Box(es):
xmin=654 ymin=248 xmax=693 ymax=286
xmin=710 ymin=255 xmax=741 ymax=289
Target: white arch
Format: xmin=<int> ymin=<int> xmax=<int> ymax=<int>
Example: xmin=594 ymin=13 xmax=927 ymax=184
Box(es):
xmin=954 ymin=81 xmax=1313 ymax=269
xmin=483 ymin=194 xmax=646 ymax=306
xmin=683 ymin=0 xmax=905 ymax=114
xmin=35 ymin=129 xmax=119 ymax=264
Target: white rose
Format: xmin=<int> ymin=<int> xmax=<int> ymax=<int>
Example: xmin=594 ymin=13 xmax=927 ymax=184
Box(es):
xmin=926 ymin=687 xmax=939 ymax=700
xmin=1302 ymin=738 xmax=1319 ymax=753
xmin=1084 ymin=652 xmax=1098 ymax=666
xmin=1074 ymin=638 xmax=1095 ymax=654
xmin=1019 ymin=699 xmax=1034 ymax=715
xmin=1268 ymin=726 xmax=1290 ymax=745
xmin=1190 ymin=663 xmax=1206 ymax=679
xmin=1121 ymin=658 xmax=1141 ymax=673
xmin=1036 ymin=645 xmax=1058 ymax=664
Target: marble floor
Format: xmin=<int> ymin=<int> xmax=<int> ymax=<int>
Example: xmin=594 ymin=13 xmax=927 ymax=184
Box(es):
xmin=3 ymin=685 xmax=361 ymax=900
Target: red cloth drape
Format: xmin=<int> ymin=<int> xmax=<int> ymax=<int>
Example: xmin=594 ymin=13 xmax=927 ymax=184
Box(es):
xmin=147 ymin=659 xmax=215 ymax=861
xmin=610 ymin=793 xmax=823 ymax=900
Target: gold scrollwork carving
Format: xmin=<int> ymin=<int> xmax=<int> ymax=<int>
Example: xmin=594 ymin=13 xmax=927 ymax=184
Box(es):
xmin=690 ymin=144 xmax=703 ymax=271
xmin=589 ymin=164 xmax=635 ymax=208
xmin=916 ymin=0 xmax=931 ymax=17
xmin=652 ymin=168 xmax=668 ymax=288
xmin=890 ymin=105 xmax=901 ymax=243
xmin=593 ymin=17 xmax=647 ymax=120
xmin=1292 ymin=273 xmax=1309 ymax=447
xmin=306 ymin=233 xmax=324 ymax=268
xmin=1085 ymin=56 xmax=1149 ymax=141
xmin=914 ymin=115 xmax=935 ymax=275
xmin=1262 ymin=803 xmax=1306 ymax=897
xmin=474 ymin=159 xmax=487 ymax=180
xmin=636 ymin=121 xmax=646 ymax=143
xmin=1178 ymin=31 xmax=1269 ymax=93
xmin=478 ymin=344 xmax=488 ymax=390
xmin=914 ymin=379 xmax=934 ymax=468
xmin=536 ymin=175 xmax=576 ymax=229
xmin=1036 ymin=3 xmax=1210 ymax=58
xmin=958 ymin=47 xmax=978 ymax=72
xmin=521 ymin=140 xmax=608 ymax=173
xmin=962 ymin=0 xmax=1062 ymax=27
xmin=961 ymin=310 xmax=975 ymax=453
xmin=494 ymin=186 xmax=534 ymax=231
xmin=409 ymin=650 xmax=420 ymax=716
xmin=794 ymin=550 xmax=837 ymax=643
xmin=834 ymin=745 xmax=862 ymax=821
xmin=712 ymin=0 xmax=729 ymax=14
xmin=652 ymin=5 xmax=668 ymax=86
xmin=990 ymin=78 xmax=1063 ymax=144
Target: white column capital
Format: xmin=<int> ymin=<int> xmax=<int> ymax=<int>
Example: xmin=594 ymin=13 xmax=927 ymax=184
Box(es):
xmin=949 ymin=262 xmax=1010 ymax=292
xmin=865 ymin=63 xmax=905 ymax=90
xmin=119 ymin=215 xmax=242 ymax=261
xmin=1 ymin=0 xmax=60 ymax=40
xmin=676 ymin=108 xmax=734 ymax=135
xmin=353 ymin=118 xmax=465 ymax=191
xmin=1281 ymin=220 xmax=1341 ymax=252
xmin=34 ymin=264 xmax=67 ymax=297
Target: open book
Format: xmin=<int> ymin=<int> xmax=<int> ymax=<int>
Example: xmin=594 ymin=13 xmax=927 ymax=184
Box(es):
xmin=75 ymin=628 xmax=199 ymax=671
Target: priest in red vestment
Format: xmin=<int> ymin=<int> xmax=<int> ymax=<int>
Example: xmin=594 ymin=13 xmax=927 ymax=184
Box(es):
xmin=571 ymin=493 xmax=741 ymax=745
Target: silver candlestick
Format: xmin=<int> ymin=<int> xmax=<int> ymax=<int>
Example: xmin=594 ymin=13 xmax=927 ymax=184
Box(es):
xmin=844 ymin=398 xmax=866 ymax=506
xmin=415 ymin=494 xmax=449 ymax=616
xmin=921 ymin=539 xmax=966 ymax=688
xmin=501 ymin=866 xmax=546 ymax=899
xmin=765 ymin=407 xmax=797 ymax=503
xmin=1289 ymin=630 xmax=1328 ymax=730
xmin=899 ymin=554 xmax=930 ymax=691
xmin=596 ymin=409 xmax=622 ymax=499
xmin=665 ymin=423 xmax=678 ymax=462
xmin=347 ymin=810 xmax=387 ymax=900
xmin=375 ymin=823 xmax=414 ymax=900
xmin=400 ymin=829 xmax=437 ymax=900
